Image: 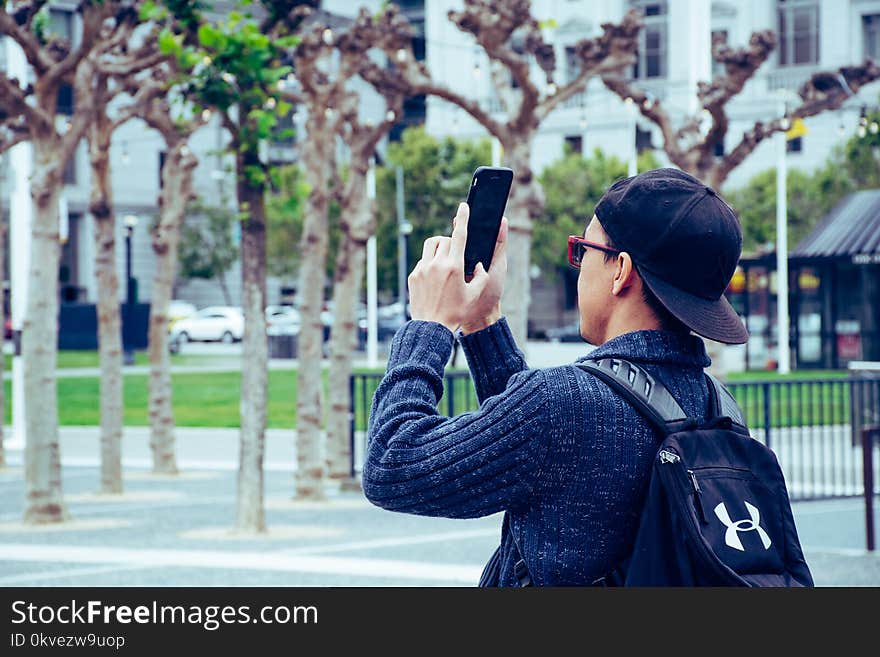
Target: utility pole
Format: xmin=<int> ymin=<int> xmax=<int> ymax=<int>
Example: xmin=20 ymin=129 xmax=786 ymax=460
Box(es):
xmin=395 ymin=166 xmax=411 ymax=321
xmin=776 ymin=99 xmax=791 ymax=375
xmin=366 ymin=159 xmax=378 ymax=367
xmin=625 ymin=97 xmax=637 ymax=177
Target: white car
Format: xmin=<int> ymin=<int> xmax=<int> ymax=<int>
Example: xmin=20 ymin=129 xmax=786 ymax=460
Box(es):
xmin=266 ymin=305 xmax=300 ymax=336
xmin=167 ymin=300 xmax=197 ymax=332
xmin=171 ymin=306 xmax=244 ymax=344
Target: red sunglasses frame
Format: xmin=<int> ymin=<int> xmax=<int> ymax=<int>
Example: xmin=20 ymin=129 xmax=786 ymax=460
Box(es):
xmin=567 ymin=235 xmax=621 ymax=269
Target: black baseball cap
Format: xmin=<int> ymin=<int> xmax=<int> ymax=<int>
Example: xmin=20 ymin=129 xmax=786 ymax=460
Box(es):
xmin=594 ymin=168 xmax=749 ymax=345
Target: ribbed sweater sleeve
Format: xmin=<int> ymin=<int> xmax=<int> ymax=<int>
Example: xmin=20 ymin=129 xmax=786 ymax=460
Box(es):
xmin=363 ymin=319 xmax=551 ymax=519
xmin=457 ymin=316 xmax=528 ymax=404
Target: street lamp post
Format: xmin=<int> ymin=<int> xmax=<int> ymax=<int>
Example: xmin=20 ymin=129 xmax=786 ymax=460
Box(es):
xmin=123 ymin=214 xmax=138 ymax=366
xmin=395 ymin=166 xmax=412 ymax=322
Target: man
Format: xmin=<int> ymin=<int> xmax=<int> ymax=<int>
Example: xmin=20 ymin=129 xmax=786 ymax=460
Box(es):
xmin=362 ymin=168 xmax=749 ymax=586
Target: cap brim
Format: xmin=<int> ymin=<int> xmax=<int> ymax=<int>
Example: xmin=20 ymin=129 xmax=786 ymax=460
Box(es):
xmin=639 ymin=269 xmax=750 ymax=345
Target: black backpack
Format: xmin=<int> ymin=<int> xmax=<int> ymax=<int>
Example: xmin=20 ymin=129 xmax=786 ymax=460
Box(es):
xmin=507 ymin=357 xmax=814 ymax=587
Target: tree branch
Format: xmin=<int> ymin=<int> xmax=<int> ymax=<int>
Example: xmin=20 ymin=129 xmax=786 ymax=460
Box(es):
xmin=0 ymin=71 xmax=52 ymax=134
xmin=0 ymin=120 xmax=30 ymax=155
xmin=0 ymin=5 xmax=53 ymax=74
xmin=601 ymin=73 xmax=687 ymax=168
xmin=537 ymin=10 xmax=642 ymax=121
xmin=716 ymin=59 xmax=880 ymax=185
xmin=47 ymin=2 xmax=116 ymax=88
xmin=356 ymin=5 xmax=507 ymax=139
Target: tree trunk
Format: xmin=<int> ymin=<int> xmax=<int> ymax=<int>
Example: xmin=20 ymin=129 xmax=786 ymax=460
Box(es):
xmin=235 ymin=146 xmax=267 ymax=532
xmin=89 ymin=114 xmax=124 ymax=495
xmin=23 ymin=138 xmax=65 ymax=523
xmin=148 ymin=142 xmax=196 ymax=475
xmin=294 ymin=118 xmax=333 ymax=501
xmin=0 ymin=220 xmax=5 ymax=469
xmin=326 ymin=171 xmax=370 ymax=483
xmin=499 ymin=137 xmax=542 ymax=351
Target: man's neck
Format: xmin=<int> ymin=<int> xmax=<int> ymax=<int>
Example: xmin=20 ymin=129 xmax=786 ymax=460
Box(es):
xmin=600 ymin=309 xmax=663 ymax=345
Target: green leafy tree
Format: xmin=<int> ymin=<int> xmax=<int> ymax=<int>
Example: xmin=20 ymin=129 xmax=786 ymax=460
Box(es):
xmin=157 ymin=0 xmax=311 ymax=529
xmin=178 ymin=201 xmax=240 ymax=304
xmin=374 ymin=126 xmax=491 ymax=297
xmin=841 ymin=107 xmax=880 ymax=189
xmin=536 ymin=147 xmax=659 ymax=277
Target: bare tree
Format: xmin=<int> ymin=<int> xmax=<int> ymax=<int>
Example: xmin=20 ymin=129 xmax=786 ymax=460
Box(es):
xmin=364 ymin=1 xmax=641 ymax=348
xmin=0 ymin=1 xmax=127 ymax=523
xmin=324 ymin=9 xmax=407 ymax=484
xmin=83 ymin=66 xmax=126 ymax=495
xmin=283 ymin=18 xmax=357 ymax=500
xmin=144 ymin=98 xmax=199 ymax=476
xmin=600 ymin=29 xmax=880 ymax=376
xmin=109 ymin=63 xmax=202 ymax=476
xmin=601 ymin=31 xmax=880 ymax=189
xmin=79 ymin=10 xmax=171 ymax=494
xmin=164 ymin=0 xmax=314 ymax=529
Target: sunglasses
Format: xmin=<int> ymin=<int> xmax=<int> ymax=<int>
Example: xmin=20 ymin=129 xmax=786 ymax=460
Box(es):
xmin=567 ymin=236 xmax=621 ymax=269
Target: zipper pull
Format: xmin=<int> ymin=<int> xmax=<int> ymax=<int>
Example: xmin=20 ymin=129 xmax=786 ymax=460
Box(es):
xmin=688 ymin=469 xmax=708 ymax=524
xmin=659 ymin=449 xmax=680 ymax=464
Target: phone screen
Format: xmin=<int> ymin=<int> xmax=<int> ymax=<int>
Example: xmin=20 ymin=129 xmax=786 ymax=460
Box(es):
xmin=464 ymin=166 xmax=514 ymax=276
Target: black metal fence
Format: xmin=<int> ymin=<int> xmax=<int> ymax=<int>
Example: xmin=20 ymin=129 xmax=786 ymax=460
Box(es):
xmin=350 ymin=372 xmax=880 ymax=505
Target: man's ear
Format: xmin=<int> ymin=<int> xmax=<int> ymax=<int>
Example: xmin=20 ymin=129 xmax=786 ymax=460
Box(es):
xmin=611 ymin=253 xmax=638 ymax=297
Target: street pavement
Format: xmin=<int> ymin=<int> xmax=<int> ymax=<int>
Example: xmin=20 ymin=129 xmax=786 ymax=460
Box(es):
xmin=0 ymin=425 xmax=877 ymax=587
xmin=0 ymin=339 xmax=876 ymax=587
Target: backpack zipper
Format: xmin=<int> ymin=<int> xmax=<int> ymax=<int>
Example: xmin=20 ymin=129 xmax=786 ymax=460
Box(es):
xmin=688 ymin=469 xmax=708 ymax=524
xmin=659 ymin=450 xmax=708 ymax=524
xmin=659 ymin=449 xmax=680 ymax=464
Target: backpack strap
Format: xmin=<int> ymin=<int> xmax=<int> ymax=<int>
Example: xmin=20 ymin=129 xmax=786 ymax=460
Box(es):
xmin=576 ymin=358 xmax=691 ymax=436
xmin=704 ymin=372 xmax=746 ymax=426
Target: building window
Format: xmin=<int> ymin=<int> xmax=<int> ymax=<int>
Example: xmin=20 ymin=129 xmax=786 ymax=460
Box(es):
xmin=565 ymin=45 xmax=579 ymax=83
xmin=787 ymin=136 xmax=803 ymax=153
xmin=865 ymin=14 xmax=880 ymax=61
xmin=777 ymin=0 xmax=819 ymax=66
xmin=630 ymin=1 xmax=668 ymax=79
xmin=158 ymin=151 xmax=166 ymax=189
xmin=48 ymin=9 xmax=74 ymax=41
xmin=564 ymin=135 xmax=583 ymax=155
xmin=711 ymin=30 xmax=728 ymax=77
xmin=63 ymin=150 xmax=76 ymax=184
xmin=714 ymin=138 xmax=725 ymax=157
xmin=635 ymin=126 xmax=654 ymax=154
xmin=270 ymin=109 xmax=296 ymax=147
xmin=57 ymin=83 xmax=74 ymax=115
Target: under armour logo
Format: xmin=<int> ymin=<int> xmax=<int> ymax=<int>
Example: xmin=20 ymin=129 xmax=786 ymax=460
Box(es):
xmin=713 ymin=501 xmax=772 ymax=552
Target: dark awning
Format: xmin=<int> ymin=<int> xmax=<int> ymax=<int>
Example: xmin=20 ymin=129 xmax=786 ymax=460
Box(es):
xmin=792 ymin=190 xmax=880 ymax=263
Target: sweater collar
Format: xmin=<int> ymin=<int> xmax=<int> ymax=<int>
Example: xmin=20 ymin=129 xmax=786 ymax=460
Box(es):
xmin=575 ymin=330 xmax=711 ymax=369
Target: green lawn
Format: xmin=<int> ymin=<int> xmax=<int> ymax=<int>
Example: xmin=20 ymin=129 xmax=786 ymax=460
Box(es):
xmin=1 ymin=360 xmax=870 ymax=431
xmin=3 ymin=350 xmax=231 ymax=370
xmin=3 ymin=368 xmax=388 ymax=429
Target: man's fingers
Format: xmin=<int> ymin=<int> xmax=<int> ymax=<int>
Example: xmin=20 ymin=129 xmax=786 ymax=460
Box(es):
xmin=449 ymin=202 xmax=469 ymax=261
xmin=421 ymin=236 xmax=442 ymax=261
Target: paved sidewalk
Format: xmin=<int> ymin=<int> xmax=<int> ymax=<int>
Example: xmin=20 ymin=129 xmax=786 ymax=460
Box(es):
xmin=0 ymin=426 xmax=877 ymax=587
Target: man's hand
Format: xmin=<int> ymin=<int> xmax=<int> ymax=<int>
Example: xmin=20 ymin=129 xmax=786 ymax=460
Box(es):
xmin=408 ymin=202 xmax=508 ymax=334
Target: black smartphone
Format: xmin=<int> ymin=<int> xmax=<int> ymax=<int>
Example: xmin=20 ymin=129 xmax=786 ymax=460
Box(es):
xmin=463 ymin=166 xmax=514 ymax=277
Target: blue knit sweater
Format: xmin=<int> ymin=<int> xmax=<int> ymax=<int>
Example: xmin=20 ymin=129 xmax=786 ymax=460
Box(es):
xmin=363 ymin=316 xmax=713 ymax=586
